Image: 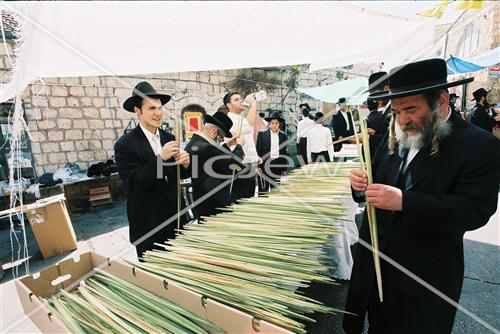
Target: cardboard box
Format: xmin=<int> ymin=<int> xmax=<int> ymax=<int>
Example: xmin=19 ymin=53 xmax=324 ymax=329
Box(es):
xmin=25 ymin=195 xmax=77 ymax=259
xmin=0 ymin=194 xmax=77 ymax=260
xmin=16 ymin=252 xmax=291 ymax=334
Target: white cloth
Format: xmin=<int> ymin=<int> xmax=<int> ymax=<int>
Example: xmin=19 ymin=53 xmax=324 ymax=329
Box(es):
xmin=1 ymin=2 xmax=433 ymax=103
xmin=227 ymin=112 xmax=260 ymax=163
xmin=296 ymin=117 xmax=314 ymax=143
xmin=306 ymin=124 xmax=333 ymax=162
xmin=340 ymin=110 xmax=351 ymax=131
xmin=270 ymin=130 xmax=280 ymax=160
xmin=139 ymin=123 xmax=161 ymax=155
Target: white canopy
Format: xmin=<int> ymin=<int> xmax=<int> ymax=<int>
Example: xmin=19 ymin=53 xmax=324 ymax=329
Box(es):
xmin=1 ymin=1 xmax=434 ymax=103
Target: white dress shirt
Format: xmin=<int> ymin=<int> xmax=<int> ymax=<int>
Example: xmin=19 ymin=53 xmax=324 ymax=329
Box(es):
xmin=270 ymin=130 xmax=280 ymax=160
xmin=340 ymin=111 xmax=351 ymax=131
xmin=139 ymin=123 xmax=162 ymax=155
xmin=296 ymin=117 xmax=314 ymax=143
xmin=227 ymin=112 xmax=260 ymax=163
xmin=307 ymin=124 xmax=334 ymax=162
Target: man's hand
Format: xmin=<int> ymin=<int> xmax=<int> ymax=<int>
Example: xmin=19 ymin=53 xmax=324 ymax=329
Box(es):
xmin=365 ymin=183 xmax=402 ymax=211
xmin=161 ymin=141 xmax=179 ymax=160
xmin=237 ymin=137 xmax=245 ymax=146
xmin=245 ymin=94 xmax=256 ymax=106
xmin=226 ymin=136 xmax=237 ymax=147
xmin=350 ymin=168 xmax=367 ymax=192
xmin=349 ymin=133 xmax=363 ymax=144
xmin=367 ymin=128 xmax=376 ymax=136
xmin=175 ymin=151 xmax=190 ymax=169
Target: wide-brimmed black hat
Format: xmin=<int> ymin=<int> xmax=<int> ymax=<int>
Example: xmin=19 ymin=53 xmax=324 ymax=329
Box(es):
xmin=337 ymin=97 xmax=346 ymax=104
xmin=265 ymin=111 xmax=285 ymax=123
xmin=313 ymin=111 xmax=324 ymax=121
xmin=365 ymin=71 xmax=389 ymax=93
xmin=368 ymin=58 xmax=474 ymax=101
xmin=123 ymin=81 xmax=172 ymax=112
xmin=299 ymin=103 xmax=311 ymax=110
xmin=450 ymin=93 xmax=460 ymax=98
xmin=204 ymin=111 xmax=233 ymax=138
xmin=471 ymin=88 xmax=490 ymax=101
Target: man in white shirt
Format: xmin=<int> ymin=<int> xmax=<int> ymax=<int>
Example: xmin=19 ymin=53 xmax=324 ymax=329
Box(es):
xmin=296 ymin=108 xmax=315 ymax=165
xmin=223 ymin=92 xmax=265 ymax=200
xmin=256 ymin=111 xmax=289 ymax=191
xmin=307 ymin=112 xmax=334 ymax=163
xmin=115 ymin=81 xmax=190 ymax=258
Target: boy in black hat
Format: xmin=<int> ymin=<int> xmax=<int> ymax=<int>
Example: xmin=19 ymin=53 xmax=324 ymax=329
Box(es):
xmin=366 ymin=71 xmax=391 ymax=154
xmin=115 ymin=81 xmax=190 ymax=259
xmin=470 ymin=88 xmax=496 ymax=132
xmin=449 ymin=93 xmax=460 ymax=115
xmin=343 ymin=59 xmax=500 ymax=334
xmin=185 ymin=112 xmax=245 ymax=219
xmin=256 ymin=111 xmax=289 ymax=191
xmin=330 ymin=97 xmax=354 ymax=152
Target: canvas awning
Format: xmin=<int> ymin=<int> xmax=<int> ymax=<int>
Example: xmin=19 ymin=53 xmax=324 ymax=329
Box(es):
xmin=297 ymin=77 xmax=368 ymax=105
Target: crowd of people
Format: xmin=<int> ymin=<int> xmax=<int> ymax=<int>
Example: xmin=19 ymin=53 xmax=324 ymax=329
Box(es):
xmin=114 ymin=57 xmax=499 ymax=333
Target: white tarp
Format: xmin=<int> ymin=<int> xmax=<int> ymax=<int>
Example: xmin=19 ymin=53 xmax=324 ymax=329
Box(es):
xmin=298 ymin=77 xmax=368 ymax=105
xmin=1 ymin=1 xmax=434 ymax=103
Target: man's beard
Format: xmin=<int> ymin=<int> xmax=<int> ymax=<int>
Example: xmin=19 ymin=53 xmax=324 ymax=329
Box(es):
xmin=395 ymin=106 xmax=452 ymax=154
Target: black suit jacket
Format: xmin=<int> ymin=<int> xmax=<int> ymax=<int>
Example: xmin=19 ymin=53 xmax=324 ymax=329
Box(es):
xmin=344 ymin=112 xmax=500 ymax=333
xmin=255 ymin=129 xmax=288 ymax=168
xmin=114 ymin=126 xmax=189 ymax=244
xmin=369 ymin=104 xmax=392 ymax=157
xmin=185 ymin=134 xmax=244 ymax=219
xmin=331 ymin=111 xmax=354 ymax=151
xmin=470 ymin=103 xmax=495 ymax=133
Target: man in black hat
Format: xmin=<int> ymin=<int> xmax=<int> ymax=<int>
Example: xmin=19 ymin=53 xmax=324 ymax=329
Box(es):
xmin=185 ymin=112 xmax=245 ymax=219
xmin=115 ymin=81 xmax=190 ymax=259
xmin=343 ymin=59 xmax=500 ymax=334
xmin=256 ymin=111 xmax=289 ymax=191
xmin=308 ymin=112 xmax=334 ymax=162
xmin=299 ymin=102 xmax=311 ymax=113
xmin=365 ymin=71 xmax=391 ymax=155
xmin=449 ymin=93 xmax=460 ymax=115
xmin=296 ymin=108 xmax=315 ymax=165
xmin=470 ymin=88 xmax=496 ymax=132
xmin=331 ymin=97 xmax=354 ymax=152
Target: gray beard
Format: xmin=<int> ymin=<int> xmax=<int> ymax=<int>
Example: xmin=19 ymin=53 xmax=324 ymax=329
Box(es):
xmin=395 ymin=107 xmax=452 ymax=155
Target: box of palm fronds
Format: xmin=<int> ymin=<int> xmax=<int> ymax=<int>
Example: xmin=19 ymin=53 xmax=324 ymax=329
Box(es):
xmin=16 ymin=251 xmax=291 ymax=333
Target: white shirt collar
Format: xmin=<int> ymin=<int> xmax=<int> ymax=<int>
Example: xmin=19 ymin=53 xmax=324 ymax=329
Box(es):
xmin=139 ymin=123 xmax=159 ymax=140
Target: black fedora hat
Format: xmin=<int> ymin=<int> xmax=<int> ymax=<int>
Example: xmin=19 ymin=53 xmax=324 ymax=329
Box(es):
xmin=450 ymin=93 xmax=460 ymax=98
xmin=365 ymin=71 xmax=389 ymax=93
xmin=471 ymin=88 xmax=490 ymax=101
xmin=265 ymin=111 xmax=285 ymax=123
xmin=204 ymin=111 xmax=233 ymax=138
xmin=313 ymin=111 xmax=324 ymax=121
xmin=368 ymin=58 xmax=474 ymax=101
xmin=123 ymin=81 xmax=172 ymax=112
xmin=299 ymin=103 xmax=311 ymax=110
xmin=337 ymin=97 xmax=346 ymax=104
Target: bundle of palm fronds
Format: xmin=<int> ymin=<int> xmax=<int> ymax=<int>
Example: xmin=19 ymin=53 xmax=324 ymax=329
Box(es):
xmin=42 ymin=270 xmax=225 ymax=334
xmin=132 ymin=161 xmax=358 ymax=333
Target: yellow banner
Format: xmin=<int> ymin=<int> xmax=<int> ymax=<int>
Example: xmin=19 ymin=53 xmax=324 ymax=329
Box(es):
xmin=418 ymin=1 xmax=450 ymax=19
xmin=455 ymin=0 xmax=484 ymax=10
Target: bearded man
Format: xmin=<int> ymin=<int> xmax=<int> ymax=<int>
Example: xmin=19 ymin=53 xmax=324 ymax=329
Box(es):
xmin=342 ymin=59 xmax=500 ymax=334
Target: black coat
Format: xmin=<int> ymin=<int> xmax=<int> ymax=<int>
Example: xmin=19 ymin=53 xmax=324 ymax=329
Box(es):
xmin=331 ymin=111 xmax=354 ymax=151
xmin=185 ymin=134 xmax=244 ymax=219
xmin=369 ymin=104 xmax=392 ymax=157
xmin=255 ymin=129 xmax=288 ymax=168
xmin=343 ymin=112 xmax=500 ymax=334
xmin=114 ymin=126 xmax=189 ymax=248
xmin=470 ymin=103 xmax=495 ymax=133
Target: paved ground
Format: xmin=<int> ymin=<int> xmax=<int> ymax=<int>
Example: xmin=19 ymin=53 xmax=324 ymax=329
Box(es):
xmin=0 ymin=198 xmax=498 ymax=333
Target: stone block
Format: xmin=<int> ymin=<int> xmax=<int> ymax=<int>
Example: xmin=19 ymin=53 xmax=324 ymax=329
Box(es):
xmin=78 ymin=151 xmax=94 ymax=161
xmin=75 ymin=140 xmax=89 ymax=151
xmin=31 ymin=142 xmax=41 ymax=154
xmin=92 ymin=130 xmax=103 ymax=139
xmin=57 ymin=119 xmax=72 ymax=129
xmin=66 ymin=130 xmax=83 ymax=140
xmin=81 ymin=97 xmax=92 ymax=106
xmin=83 ymin=107 xmax=99 ymax=118
xmin=47 ymin=130 xmax=64 ymax=141
xmin=94 ymin=149 xmax=107 ymax=161
xmin=73 ymin=120 xmax=89 ymax=128
xmin=35 ymin=166 xmax=45 ymax=177
xmin=32 ymin=98 xmax=48 ymax=107
xmin=83 ymin=129 xmax=93 ymax=139
xmin=51 ymin=85 xmax=68 ymax=97
xmin=42 ymin=108 xmax=58 ymax=119
xmin=37 ymin=120 xmax=57 ymax=130
xmin=60 ymin=141 xmax=75 ymax=152
xmin=48 ymin=153 xmax=67 ymax=164
xmin=89 ymin=119 xmax=104 ymax=129
xmin=30 ymin=131 xmax=46 ymax=142
xmin=32 ymin=154 xmax=47 ymax=165
xmin=67 ymin=97 xmax=80 ymax=107
xmin=114 ymin=88 xmax=130 ymax=98
xmin=102 ymin=139 xmax=115 ymax=150
xmin=89 ymin=140 xmax=102 ymax=149
xmin=59 ymin=77 xmax=80 ymax=85
xmin=100 ymin=108 xmax=112 ymax=119
xmin=81 ymin=76 xmax=101 ymax=86
xmin=67 ymin=151 xmax=78 ymax=162
xmin=49 ymin=97 xmax=65 ymax=108
xmin=59 ymin=108 xmax=80 ymax=119
xmin=102 ymin=129 xmax=116 ymax=139
xmin=41 ymin=142 xmax=60 ymax=153
xmin=93 ymin=98 xmax=105 ymax=108
xmin=98 ymin=87 xmax=110 ymax=97
xmin=85 ymin=86 xmax=98 ymax=96
xmin=69 ymin=86 xmax=85 ymax=96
